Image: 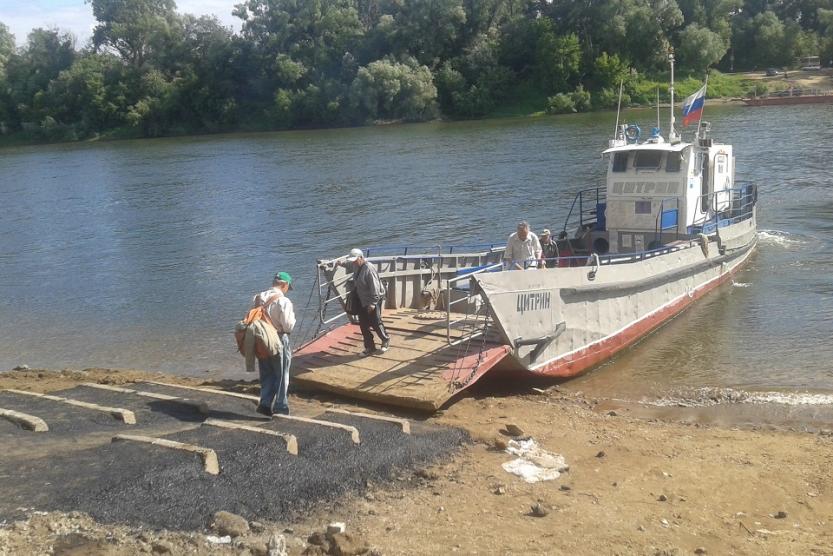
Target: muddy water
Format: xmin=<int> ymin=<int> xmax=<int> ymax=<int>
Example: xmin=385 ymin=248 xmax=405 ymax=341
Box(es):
xmin=0 ymin=105 xmax=831 ymax=412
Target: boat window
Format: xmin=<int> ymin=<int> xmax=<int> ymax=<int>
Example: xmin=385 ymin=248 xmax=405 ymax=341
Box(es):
xmin=612 ymin=152 xmax=629 ymax=172
xmin=716 ymin=154 xmax=727 ymax=174
xmin=666 ymin=152 xmax=682 ymax=172
xmin=633 ymin=151 xmax=662 ymax=169
xmin=635 ymin=200 xmax=652 ymax=214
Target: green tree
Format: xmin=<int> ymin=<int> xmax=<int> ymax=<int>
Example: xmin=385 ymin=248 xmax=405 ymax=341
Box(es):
xmin=89 ymin=0 xmax=180 ymax=67
xmin=0 ymin=22 xmax=14 ymax=79
xmin=677 ymin=23 xmax=729 ymax=72
xmin=349 ymin=57 xmax=437 ymax=121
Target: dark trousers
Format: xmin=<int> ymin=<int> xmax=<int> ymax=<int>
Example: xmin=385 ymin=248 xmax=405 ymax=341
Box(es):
xmin=358 ymin=301 xmax=389 ymax=350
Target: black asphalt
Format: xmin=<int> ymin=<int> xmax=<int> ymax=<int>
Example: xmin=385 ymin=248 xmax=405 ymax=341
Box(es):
xmin=0 ymin=387 xmax=468 ymax=530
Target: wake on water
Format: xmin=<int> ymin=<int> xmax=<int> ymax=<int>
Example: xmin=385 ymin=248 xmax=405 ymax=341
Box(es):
xmin=757 ymin=229 xmax=807 ymax=247
xmin=645 ymin=387 xmax=833 ymax=408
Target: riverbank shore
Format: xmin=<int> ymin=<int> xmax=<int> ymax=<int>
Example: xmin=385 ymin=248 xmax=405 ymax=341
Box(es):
xmin=1 ymin=367 xmax=831 ymax=555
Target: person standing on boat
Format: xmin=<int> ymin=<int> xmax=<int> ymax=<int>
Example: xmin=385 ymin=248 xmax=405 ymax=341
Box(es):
xmin=539 ymin=229 xmax=560 ymax=268
xmin=504 ymin=221 xmax=542 ymax=270
xmin=252 ymin=272 xmax=295 ymax=417
xmin=345 ymin=248 xmax=391 ymax=355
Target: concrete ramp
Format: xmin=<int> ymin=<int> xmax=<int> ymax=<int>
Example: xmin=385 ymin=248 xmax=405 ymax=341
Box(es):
xmin=293 ymin=310 xmax=510 ymax=412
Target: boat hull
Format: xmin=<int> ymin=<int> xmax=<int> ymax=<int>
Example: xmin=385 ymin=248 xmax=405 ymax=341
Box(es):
xmin=475 ymin=216 xmax=757 ymax=380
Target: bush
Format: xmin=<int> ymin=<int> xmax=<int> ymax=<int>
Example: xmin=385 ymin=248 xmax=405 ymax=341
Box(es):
xmin=570 ymin=85 xmax=591 ymax=112
xmin=595 ymin=87 xmax=632 ymax=109
xmin=546 ymin=93 xmax=575 ymax=114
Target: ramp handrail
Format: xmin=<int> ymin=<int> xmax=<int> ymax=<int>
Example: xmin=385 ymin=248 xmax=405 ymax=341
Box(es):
xmin=445 ymin=262 xmax=502 ymax=345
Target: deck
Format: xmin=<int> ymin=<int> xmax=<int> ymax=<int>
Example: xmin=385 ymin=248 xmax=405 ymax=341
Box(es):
xmin=292 ymin=309 xmax=510 ymax=412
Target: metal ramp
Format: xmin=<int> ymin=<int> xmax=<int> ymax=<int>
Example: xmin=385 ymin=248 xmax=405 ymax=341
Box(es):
xmin=292 ymin=309 xmax=510 ymax=412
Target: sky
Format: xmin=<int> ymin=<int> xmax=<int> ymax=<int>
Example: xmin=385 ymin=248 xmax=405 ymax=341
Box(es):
xmin=0 ymin=0 xmax=241 ymax=46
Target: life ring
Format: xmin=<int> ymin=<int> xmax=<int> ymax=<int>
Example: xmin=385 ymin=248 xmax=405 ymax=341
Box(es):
xmin=625 ymin=124 xmax=641 ymax=143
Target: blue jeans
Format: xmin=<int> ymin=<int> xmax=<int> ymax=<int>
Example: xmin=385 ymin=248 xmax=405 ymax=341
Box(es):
xmin=258 ymin=335 xmax=292 ymax=413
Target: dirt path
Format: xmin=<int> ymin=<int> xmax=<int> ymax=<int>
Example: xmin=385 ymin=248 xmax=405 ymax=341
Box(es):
xmin=1 ymin=368 xmax=832 ymax=555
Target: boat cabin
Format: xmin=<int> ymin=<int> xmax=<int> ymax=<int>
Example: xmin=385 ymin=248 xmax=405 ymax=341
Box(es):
xmin=569 ymin=123 xmax=738 ymax=256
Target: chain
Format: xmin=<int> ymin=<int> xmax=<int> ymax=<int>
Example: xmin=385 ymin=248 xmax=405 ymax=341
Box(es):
xmin=450 ymin=312 xmax=491 ymax=392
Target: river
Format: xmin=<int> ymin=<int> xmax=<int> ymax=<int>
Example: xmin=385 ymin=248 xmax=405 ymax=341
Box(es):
xmin=1 ymin=105 xmax=831 ymax=405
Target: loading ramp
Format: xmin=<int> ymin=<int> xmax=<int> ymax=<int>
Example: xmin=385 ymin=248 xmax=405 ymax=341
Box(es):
xmin=292 ymin=309 xmax=510 ymax=412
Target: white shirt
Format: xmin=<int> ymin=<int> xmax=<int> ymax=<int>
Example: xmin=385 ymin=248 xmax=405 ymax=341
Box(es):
xmin=504 ymin=231 xmax=542 ymax=267
xmin=253 ymin=288 xmax=296 ymax=334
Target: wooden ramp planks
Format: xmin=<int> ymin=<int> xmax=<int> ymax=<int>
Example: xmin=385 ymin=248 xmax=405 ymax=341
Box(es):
xmin=293 ymin=309 xmax=510 ymax=412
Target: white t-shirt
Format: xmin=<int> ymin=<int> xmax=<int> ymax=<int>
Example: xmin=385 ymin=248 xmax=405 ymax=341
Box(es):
xmin=253 ymin=288 xmax=296 ymax=334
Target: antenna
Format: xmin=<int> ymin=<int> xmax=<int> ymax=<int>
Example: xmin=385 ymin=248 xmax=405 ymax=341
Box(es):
xmin=668 ymin=51 xmax=677 ymax=142
xmin=697 ymin=72 xmax=710 ymax=132
xmin=614 ymin=80 xmax=623 ymax=137
xmin=656 ymin=87 xmax=660 ymax=131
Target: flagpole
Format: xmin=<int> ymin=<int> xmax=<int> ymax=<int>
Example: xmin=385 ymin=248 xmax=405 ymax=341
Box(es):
xmin=697 ymin=72 xmax=710 ymax=132
xmin=669 ymin=52 xmax=677 ymax=142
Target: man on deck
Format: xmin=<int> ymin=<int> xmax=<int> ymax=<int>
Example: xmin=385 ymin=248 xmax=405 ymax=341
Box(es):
xmin=504 ymin=221 xmax=542 ymax=270
xmin=252 ymin=272 xmax=295 ymax=416
xmin=539 ymin=229 xmax=560 ymax=268
xmin=346 ymin=248 xmax=390 ymax=356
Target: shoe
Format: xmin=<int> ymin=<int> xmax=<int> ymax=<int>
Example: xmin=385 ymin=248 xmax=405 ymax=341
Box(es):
xmin=361 ymin=347 xmax=377 ymax=356
xmin=274 ymin=407 xmax=290 ymax=416
xmin=255 ymin=405 xmax=273 ymax=417
xmin=379 ymin=340 xmax=390 ymax=353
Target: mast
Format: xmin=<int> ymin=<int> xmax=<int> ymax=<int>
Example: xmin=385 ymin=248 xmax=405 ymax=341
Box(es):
xmin=668 ymin=51 xmax=677 ymax=142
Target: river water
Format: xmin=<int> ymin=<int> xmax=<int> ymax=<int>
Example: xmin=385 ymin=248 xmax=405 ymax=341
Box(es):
xmin=1 ymin=105 xmax=831 ymax=405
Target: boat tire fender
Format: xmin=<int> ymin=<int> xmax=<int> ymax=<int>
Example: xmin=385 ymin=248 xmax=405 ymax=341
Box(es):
xmin=697 ymin=233 xmax=709 ymax=257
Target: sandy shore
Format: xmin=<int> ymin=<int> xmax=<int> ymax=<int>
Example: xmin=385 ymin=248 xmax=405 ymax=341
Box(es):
xmin=1 ymin=367 xmax=832 ymax=555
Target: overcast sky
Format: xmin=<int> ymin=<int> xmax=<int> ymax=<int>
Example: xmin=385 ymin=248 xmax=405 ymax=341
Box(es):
xmin=0 ymin=0 xmax=241 ymax=46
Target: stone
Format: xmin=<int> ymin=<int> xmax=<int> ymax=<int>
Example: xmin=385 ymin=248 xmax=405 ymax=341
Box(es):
xmin=328 ymin=533 xmax=370 ymax=556
xmin=211 ymin=511 xmax=250 ymax=538
xmin=327 ymin=522 xmax=347 ymax=535
xmin=307 ymin=532 xmax=328 ymax=547
xmin=13 ymin=365 xmax=29 ymax=371
xmin=530 ymin=503 xmax=548 ymax=517
xmin=247 ymin=541 xmax=269 ymax=556
xmin=250 ymin=521 xmax=266 ymax=533
xmin=302 ymin=547 xmax=328 ymax=556
xmin=559 ymin=485 xmax=572 ymax=491
xmin=504 ymin=424 xmax=525 ymax=437
xmin=493 ymin=438 xmax=508 ymax=451
xmin=607 ymin=410 xmax=618 ymax=416
xmin=267 ymin=532 xmax=287 ymax=556
xmin=493 ymin=486 xmax=506 ymax=495
xmin=151 ymin=541 xmax=173 ymax=554
xmin=596 ymin=451 xmax=606 ymax=458
xmin=658 ymin=494 xmax=668 ymax=502
xmin=415 ymin=468 xmax=439 ymax=480
xmin=694 ymin=548 xmax=707 ymax=555
xmin=773 ymin=511 xmax=787 ymax=519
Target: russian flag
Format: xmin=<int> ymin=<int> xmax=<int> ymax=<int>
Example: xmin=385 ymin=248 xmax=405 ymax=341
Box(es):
xmin=681 ymin=84 xmax=707 ymax=127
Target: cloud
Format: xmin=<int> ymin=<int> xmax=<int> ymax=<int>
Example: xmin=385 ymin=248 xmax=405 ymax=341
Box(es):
xmin=0 ymin=1 xmax=240 ymax=46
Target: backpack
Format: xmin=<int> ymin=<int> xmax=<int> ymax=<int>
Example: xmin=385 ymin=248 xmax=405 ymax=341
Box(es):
xmin=234 ymin=294 xmax=280 ymax=360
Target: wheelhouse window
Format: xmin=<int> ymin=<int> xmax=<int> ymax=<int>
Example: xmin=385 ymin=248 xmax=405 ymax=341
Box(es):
xmin=666 ymin=152 xmax=682 ymax=172
xmin=612 ymin=152 xmax=629 ymax=172
xmin=633 ymin=150 xmax=662 ymax=169
xmin=635 ymin=200 xmax=652 ymax=214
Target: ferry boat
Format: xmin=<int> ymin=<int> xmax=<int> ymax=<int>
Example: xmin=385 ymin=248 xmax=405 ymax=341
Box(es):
xmin=293 ymin=59 xmax=758 ymax=411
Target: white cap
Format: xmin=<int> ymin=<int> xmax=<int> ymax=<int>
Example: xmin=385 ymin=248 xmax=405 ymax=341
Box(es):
xmin=345 ymin=248 xmax=363 ymax=262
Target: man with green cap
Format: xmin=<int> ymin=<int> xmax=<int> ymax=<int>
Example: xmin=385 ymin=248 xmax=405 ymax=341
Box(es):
xmin=251 ymin=271 xmax=295 ymax=416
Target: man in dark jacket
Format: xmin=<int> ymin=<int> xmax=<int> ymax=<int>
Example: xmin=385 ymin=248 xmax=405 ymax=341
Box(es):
xmin=346 ymin=248 xmax=390 ymax=355
xmin=539 ymin=229 xmax=560 ymax=268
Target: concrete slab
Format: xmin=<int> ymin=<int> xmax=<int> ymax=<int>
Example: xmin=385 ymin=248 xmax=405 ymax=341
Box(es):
xmin=2 ymin=389 xmax=136 ymax=425
xmin=0 ymin=408 xmax=49 ymax=432
xmin=143 ymin=381 xmax=259 ymax=403
xmin=81 ymin=383 xmax=209 ymax=415
xmin=202 ymin=418 xmax=298 ymax=455
xmin=324 ymin=408 xmax=411 ymax=434
xmin=273 ymin=414 xmax=360 ymax=444
xmin=112 ymin=434 xmax=219 ymax=475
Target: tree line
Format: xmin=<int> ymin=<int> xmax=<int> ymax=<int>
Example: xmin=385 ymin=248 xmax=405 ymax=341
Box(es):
xmin=0 ymin=0 xmax=831 ymax=142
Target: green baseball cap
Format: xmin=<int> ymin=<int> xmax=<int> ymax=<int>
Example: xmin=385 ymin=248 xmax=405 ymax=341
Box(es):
xmin=274 ymin=271 xmax=293 ymax=289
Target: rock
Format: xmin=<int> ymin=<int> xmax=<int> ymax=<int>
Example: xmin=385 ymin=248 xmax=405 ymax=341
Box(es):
xmin=211 ymin=511 xmax=250 ymax=538
xmin=504 ymin=424 xmax=525 ymax=437
xmin=267 ymin=532 xmax=287 ymax=556
xmin=151 ymin=541 xmax=173 ymax=554
xmin=13 ymin=365 xmax=29 ymax=371
xmin=694 ymin=548 xmax=707 ymax=555
xmin=328 ymin=533 xmax=370 ymax=556
xmin=596 ymin=450 xmax=606 ymax=458
xmin=307 ymin=531 xmax=328 ymax=547
xmin=530 ymin=503 xmax=548 ymax=517
xmin=607 ymin=410 xmax=618 ymax=416
xmin=658 ymin=494 xmax=668 ymax=502
xmin=773 ymin=511 xmax=787 ymax=519
xmin=493 ymin=486 xmax=506 ymax=495
xmin=493 ymin=438 xmax=509 ymax=451
xmin=637 ymin=525 xmax=646 ymax=532
xmin=415 ymin=468 xmax=439 ymax=480
xmin=247 ymin=541 xmax=269 ymax=556
xmin=364 ymin=493 xmax=375 ymax=502
xmin=302 ymin=547 xmax=328 ymax=556
xmin=250 ymin=521 xmax=266 ymax=533
xmin=327 ymin=522 xmax=347 ymax=535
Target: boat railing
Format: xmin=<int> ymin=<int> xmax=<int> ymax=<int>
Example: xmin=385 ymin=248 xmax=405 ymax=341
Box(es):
xmin=653 ymin=196 xmax=682 ymax=248
xmin=562 ymin=187 xmax=607 ymax=236
xmin=445 ymin=262 xmax=502 ymax=345
xmin=689 ymin=182 xmax=757 ymax=235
